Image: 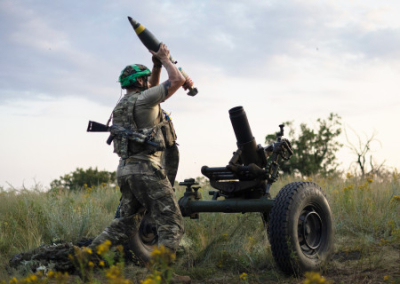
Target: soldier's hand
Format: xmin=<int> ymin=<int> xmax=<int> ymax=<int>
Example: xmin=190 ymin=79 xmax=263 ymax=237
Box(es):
xmin=182 ymin=77 xmax=194 ymax=90
xmin=152 ymin=55 xmax=162 ymax=67
xmin=150 ymin=42 xmax=170 ymax=63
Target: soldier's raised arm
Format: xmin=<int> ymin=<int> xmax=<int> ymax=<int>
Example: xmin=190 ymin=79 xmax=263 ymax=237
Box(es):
xmin=150 ymin=43 xmax=185 ymax=100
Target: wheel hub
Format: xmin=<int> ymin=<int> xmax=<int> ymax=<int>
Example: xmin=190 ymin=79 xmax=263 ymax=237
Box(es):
xmin=298 ymin=208 xmax=323 ymax=253
xmin=139 ymin=218 xmax=158 ymax=245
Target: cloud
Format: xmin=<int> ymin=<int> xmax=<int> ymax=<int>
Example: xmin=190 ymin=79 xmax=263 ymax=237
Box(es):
xmin=1 ymin=0 xmax=400 ymax=107
xmin=1 ymin=0 xmax=400 ymax=188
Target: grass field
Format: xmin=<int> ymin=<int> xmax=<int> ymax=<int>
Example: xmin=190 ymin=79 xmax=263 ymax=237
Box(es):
xmin=0 ymin=172 xmax=399 ymax=283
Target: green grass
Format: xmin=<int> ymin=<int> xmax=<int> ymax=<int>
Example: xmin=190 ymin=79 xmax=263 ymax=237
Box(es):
xmin=0 ymin=172 xmax=399 ymax=283
xmin=0 ymin=184 xmax=120 ymax=280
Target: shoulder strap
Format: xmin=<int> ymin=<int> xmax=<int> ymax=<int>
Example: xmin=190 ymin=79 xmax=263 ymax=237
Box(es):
xmin=157 ymin=105 xmax=164 ymax=124
xmin=127 ymin=92 xmax=141 ymax=130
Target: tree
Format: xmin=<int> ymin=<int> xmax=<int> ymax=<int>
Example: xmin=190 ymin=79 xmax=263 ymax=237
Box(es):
xmin=50 ymin=167 xmax=116 ymax=190
xmin=265 ymin=113 xmax=342 ymax=176
xmin=344 ymin=127 xmax=385 ymax=176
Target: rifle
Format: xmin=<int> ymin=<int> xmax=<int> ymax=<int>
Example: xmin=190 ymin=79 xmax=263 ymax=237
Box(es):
xmin=87 ymin=120 xmax=159 ymax=148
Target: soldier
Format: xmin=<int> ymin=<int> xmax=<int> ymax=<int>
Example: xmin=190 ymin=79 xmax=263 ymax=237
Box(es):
xmin=89 ymin=43 xmax=192 ymax=283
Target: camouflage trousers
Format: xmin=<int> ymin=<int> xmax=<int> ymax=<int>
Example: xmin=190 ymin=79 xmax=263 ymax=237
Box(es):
xmin=89 ymin=160 xmax=184 ymax=253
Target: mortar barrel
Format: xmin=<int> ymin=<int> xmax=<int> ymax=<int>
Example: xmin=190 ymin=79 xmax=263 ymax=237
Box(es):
xmin=229 ymin=106 xmax=259 ymax=165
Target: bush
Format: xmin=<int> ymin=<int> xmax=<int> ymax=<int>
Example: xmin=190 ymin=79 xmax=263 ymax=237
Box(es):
xmin=265 ymin=113 xmax=342 ymax=176
xmin=50 ymin=167 xmax=116 ymax=190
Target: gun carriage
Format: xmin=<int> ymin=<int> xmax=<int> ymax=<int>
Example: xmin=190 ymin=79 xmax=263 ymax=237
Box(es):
xmin=127 ymin=106 xmax=334 ymax=275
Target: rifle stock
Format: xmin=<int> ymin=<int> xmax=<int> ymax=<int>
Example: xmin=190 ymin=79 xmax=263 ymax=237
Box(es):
xmin=87 ymin=121 xmax=109 ymax=132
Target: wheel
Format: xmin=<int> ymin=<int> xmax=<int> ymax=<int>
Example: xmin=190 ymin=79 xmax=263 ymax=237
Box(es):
xmin=114 ymin=206 xmax=158 ymax=263
xmin=268 ymin=182 xmax=334 ymax=275
xmin=127 ymin=211 xmax=158 ymax=263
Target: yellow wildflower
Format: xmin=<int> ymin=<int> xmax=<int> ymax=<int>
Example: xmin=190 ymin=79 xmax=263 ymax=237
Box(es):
xmin=384 ymin=275 xmax=389 ymax=281
xmin=391 ymin=195 xmax=400 ymax=202
xmin=117 ymin=245 xmax=124 ymax=253
xmin=240 ymin=272 xmax=248 ymax=280
xmin=105 ymin=265 xmax=122 ymax=279
xmin=106 ymin=271 xmax=116 ymax=279
xmin=24 ymin=274 xmax=38 ymax=283
xmin=303 ymin=271 xmax=327 ymax=284
xmin=346 ymin=172 xmax=354 ymax=179
xmin=358 ymin=181 xmax=370 ymax=190
xmin=47 ymin=270 xmax=55 ymax=278
xmin=140 ymin=279 xmax=156 ymax=284
xmin=88 ymin=261 xmax=94 ymax=268
xmin=99 ymin=260 xmax=105 ymax=267
xmin=97 ymin=244 xmax=105 ymax=255
xmin=151 ymin=248 xmax=161 ymax=257
xmin=84 ymin=247 xmax=92 ymax=254
xmin=97 ymin=240 xmax=111 ymax=255
xmin=342 ymin=184 xmax=354 ymax=192
xmin=159 ymin=245 xmax=170 ymax=254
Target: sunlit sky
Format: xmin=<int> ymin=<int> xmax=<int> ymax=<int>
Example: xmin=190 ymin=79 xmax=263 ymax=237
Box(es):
xmin=1 ymin=0 xmax=399 ymax=189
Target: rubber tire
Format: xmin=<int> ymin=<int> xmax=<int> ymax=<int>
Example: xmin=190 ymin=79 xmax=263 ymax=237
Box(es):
xmin=114 ymin=208 xmax=157 ymax=263
xmin=268 ymin=182 xmax=334 ymax=275
xmin=127 ymin=211 xmax=158 ymax=263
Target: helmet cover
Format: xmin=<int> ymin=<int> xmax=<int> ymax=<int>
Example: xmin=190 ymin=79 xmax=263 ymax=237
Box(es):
xmin=119 ymin=64 xmax=151 ymax=88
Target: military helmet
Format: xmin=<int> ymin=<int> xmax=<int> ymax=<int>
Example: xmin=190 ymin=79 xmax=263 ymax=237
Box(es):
xmin=118 ymin=64 xmax=151 ymax=88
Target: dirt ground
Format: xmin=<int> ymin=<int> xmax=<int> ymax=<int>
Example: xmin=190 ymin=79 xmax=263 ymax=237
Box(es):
xmin=183 ymin=245 xmax=400 ymax=284
xmin=117 ymin=244 xmax=400 ymax=284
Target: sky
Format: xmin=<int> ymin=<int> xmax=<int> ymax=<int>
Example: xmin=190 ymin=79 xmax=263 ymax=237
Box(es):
xmin=1 ymin=0 xmax=399 ymax=189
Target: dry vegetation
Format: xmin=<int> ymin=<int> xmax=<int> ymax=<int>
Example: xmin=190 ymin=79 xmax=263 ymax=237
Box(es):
xmin=0 ymin=171 xmax=399 ymax=283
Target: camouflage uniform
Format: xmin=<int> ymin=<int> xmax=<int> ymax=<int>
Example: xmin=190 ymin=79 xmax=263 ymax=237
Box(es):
xmin=89 ymin=84 xmax=184 ymax=253
xmin=162 ymin=142 xmax=179 ymax=186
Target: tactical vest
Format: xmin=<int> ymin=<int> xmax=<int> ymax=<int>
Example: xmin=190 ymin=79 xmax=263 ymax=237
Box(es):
xmin=111 ymin=91 xmax=177 ymax=159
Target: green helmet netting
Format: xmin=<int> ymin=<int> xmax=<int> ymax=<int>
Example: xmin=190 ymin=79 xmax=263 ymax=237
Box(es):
xmin=119 ymin=64 xmax=151 ymax=89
